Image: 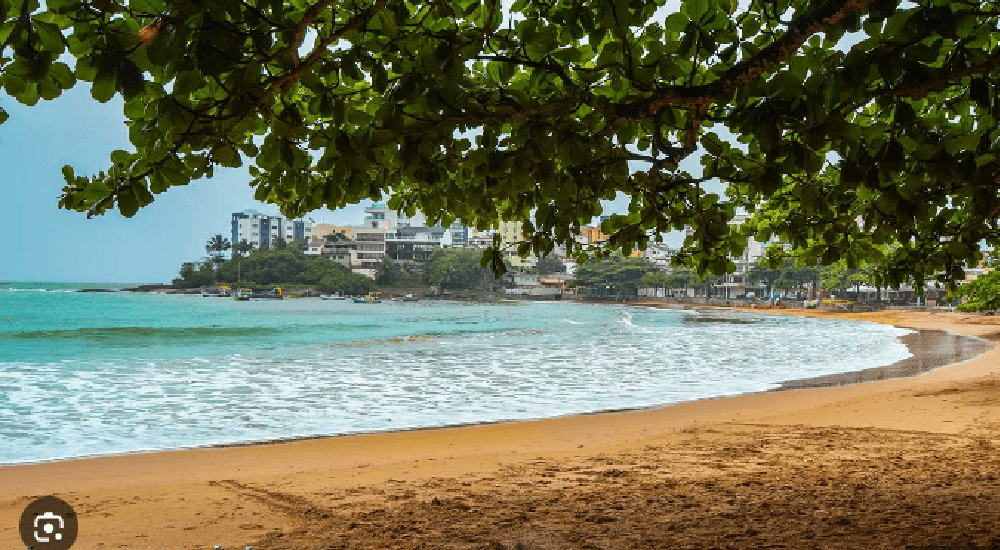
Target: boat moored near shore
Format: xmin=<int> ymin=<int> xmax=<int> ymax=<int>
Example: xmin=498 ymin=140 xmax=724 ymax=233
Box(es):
xmin=201 ymin=286 xmax=231 ymax=297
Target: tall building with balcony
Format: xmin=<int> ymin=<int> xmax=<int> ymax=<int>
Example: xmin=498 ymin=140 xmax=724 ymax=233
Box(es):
xmin=311 ymin=224 xmax=354 ymax=242
xmin=231 ymin=209 xmax=312 ymax=249
xmin=353 ymin=226 xmax=387 ymax=278
xmin=363 ymin=204 xmax=398 ymax=229
xmin=385 ymin=226 xmax=448 ymax=261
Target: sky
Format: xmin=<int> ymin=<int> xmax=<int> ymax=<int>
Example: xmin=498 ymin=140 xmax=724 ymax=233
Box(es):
xmin=0 ymin=86 xmax=371 ymax=283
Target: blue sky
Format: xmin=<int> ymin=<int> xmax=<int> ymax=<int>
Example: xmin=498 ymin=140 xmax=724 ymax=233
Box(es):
xmin=0 ymin=86 xmax=368 ymax=283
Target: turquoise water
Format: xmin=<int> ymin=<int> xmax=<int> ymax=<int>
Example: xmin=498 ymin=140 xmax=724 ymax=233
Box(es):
xmin=0 ymin=282 xmax=913 ymax=464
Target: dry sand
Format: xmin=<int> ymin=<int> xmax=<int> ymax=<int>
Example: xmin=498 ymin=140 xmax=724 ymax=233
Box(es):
xmin=2 ymin=309 xmax=1000 ymax=550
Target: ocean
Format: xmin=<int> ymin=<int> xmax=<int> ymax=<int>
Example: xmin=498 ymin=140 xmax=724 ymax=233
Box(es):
xmin=0 ymin=281 xmax=913 ymax=464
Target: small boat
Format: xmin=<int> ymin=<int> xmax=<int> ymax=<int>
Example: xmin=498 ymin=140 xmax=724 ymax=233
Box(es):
xmin=321 ymin=293 xmax=347 ymax=300
xmin=201 ymin=286 xmax=231 ymax=297
xmin=398 ymin=294 xmax=419 ymax=302
xmin=233 ymin=288 xmax=251 ymax=301
xmin=250 ymin=287 xmax=284 ymax=299
xmin=354 ymin=293 xmax=382 ymax=303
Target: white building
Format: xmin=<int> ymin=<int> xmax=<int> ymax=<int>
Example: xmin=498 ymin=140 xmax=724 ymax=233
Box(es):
xmin=231 ymin=209 xmax=312 ymax=249
xmin=353 ymin=226 xmax=387 ymax=278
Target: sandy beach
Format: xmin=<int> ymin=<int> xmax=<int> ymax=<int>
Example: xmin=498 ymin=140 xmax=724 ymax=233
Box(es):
xmin=3 ymin=308 xmax=999 ymax=550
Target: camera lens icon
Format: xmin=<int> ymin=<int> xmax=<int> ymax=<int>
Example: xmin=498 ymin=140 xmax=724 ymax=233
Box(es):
xmin=19 ymin=496 xmax=78 ymax=550
xmin=35 ymin=512 xmax=65 ymax=542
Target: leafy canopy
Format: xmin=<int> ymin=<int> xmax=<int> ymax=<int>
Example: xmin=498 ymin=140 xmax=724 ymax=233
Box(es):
xmin=424 ymin=247 xmax=499 ymax=289
xmin=947 ymin=269 xmax=1000 ymax=312
xmin=3 ymin=0 xmax=1000 ymax=287
xmin=573 ymin=253 xmax=656 ymax=290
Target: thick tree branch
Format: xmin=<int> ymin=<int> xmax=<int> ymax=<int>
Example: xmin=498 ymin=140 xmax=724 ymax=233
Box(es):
xmin=260 ymin=0 xmax=389 ymax=104
xmin=613 ymin=0 xmax=874 ymax=117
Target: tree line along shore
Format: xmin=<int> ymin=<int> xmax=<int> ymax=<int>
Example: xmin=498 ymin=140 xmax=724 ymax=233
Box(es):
xmin=150 ymin=234 xmax=1000 ymax=312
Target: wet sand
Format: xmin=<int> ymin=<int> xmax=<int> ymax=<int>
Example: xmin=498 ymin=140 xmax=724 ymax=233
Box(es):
xmin=2 ymin=309 xmax=1000 ymax=550
xmin=777 ymin=328 xmax=994 ymax=389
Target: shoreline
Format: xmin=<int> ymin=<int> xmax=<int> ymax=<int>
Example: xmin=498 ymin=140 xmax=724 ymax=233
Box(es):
xmin=0 ymin=309 xmax=978 ymax=469
xmin=2 ymin=308 xmax=999 ymax=549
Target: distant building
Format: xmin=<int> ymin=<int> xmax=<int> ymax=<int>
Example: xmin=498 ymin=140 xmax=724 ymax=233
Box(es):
xmin=498 ymin=221 xmax=536 ymax=268
xmin=578 ymin=226 xmax=608 ymax=245
xmin=353 ymin=226 xmax=387 ymax=278
xmin=311 ymin=224 xmax=353 ymax=242
xmin=305 ymin=239 xmax=358 ymax=269
xmin=231 ymin=209 xmax=312 ymax=249
xmin=385 ymin=226 xmax=448 ymax=261
xmin=363 ymin=204 xmax=398 ymax=229
xmin=466 ymin=230 xmax=494 ymax=249
xmin=644 ymin=243 xmax=673 ymax=269
xmin=445 ymin=222 xmax=469 ymax=247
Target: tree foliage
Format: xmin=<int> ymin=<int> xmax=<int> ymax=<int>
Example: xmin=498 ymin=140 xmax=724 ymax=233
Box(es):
xmin=535 ymin=253 xmax=565 ymax=274
xmin=374 ymin=257 xmax=421 ymax=286
xmin=232 ymin=239 xmax=254 ymax=257
xmin=205 ymin=234 xmax=231 ymax=255
xmin=819 ymin=261 xmax=873 ymax=293
xmin=213 ymin=246 xmax=374 ymax=293
xmin=573 ymin=253 xmax=656 ymax=291
xmin=948 ymin=270 xmax=1000 ymax=312
xmin=747 ymin=254 xmax=819 ymax=297
xmin=6 ymin=0 xmax=1000 ymax=288
xmin=424 ymin=247 xmax=498 ymax=289
xmin=174 ymin=260 xmax=215 ymax=288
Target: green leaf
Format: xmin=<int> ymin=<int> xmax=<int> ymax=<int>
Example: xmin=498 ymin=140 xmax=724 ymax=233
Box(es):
xmin=130 ymin=0 xmax=166 ymax=13
xmin=32 ymin=20 xmax=65 ymax=54
xmin=111 ymin=150 xmax=130 ymax=164
xmin=84 ymin=182 xmax=112 ymax=201
xmin=663 ymin=12 xmax=688 ymax=32
xmin=682 ymin=0 xmax=708 ymax=23
xmin=48 ymin=62 xmax=75 ymax=88
xmin=378 ymin=10 xmax=398 ymax=38
xmin=118 ymin=188 xmax=140 ymax=217
xmin=0 ymin=21 xmax=16 ymax=45
xmin=91 ymin=65 xmax=117 ymax=103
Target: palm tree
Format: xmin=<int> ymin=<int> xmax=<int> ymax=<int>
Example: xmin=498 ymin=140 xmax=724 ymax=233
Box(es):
xmin=232 ymin=239 xmax=254 ymax=258
xmin=206 ymin=234 xmax=232 ymax=256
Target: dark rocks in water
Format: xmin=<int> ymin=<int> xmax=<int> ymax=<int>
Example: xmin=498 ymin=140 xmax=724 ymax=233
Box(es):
xmin=77 ymin=288 xmax=116 ymax=292
xmin=122 ymin=284 xmax=173 ymax=292
xmin=682 ymin=315 xmax=755 ymax=324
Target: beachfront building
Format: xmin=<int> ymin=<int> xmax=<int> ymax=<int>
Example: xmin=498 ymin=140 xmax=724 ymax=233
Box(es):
xmin=353 ymin=226 xmax=387 ymax=278
xmin=384 ymin=226 xmax=449 ymax=261
xmin=305 ymin=239 xmax=359 ymax=270
xmin=578 ymin=225 xmax=608 ymax=246
xmin=643 ymin=243 xmax=674 ymax=269
xmin=679 ymin=215 xmax=793 ymax=299
xmin=231 ymin=210 xmax=312 ymax=250
xmin=310 ymin=224 xmax=353 ymax=242
xmin=445 ymin=221 xmax=469 ymax=247
xmin=466 ymin=230 xmax=494 ymax=249
xmin=498 ymin=221 xmax=536 ymax=269
xmin=363 ymin=204 xmax=399 ymax=229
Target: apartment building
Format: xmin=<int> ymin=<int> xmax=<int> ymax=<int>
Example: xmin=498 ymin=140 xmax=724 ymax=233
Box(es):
xmin=305 ymin=239 xmax=359 ymax=270
xmin=354 ymin=226 xmax=387 ymax=278
xmin=385 ymin=226 xmax=447 ymax=261
xmin=498 ymin=221 xmax=536 ymax=268
xmin=362 ymin=204 xmax=398 ymax=229
xmin=466 ymin=230 xmax=494 ymax=249
xmin=578 ymin=225 xmax=609 ymax=245
xmin=311 ymin=224 xmax=353 ymax=242
xmin=231 ymin=210 xmax=313 ymax=249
